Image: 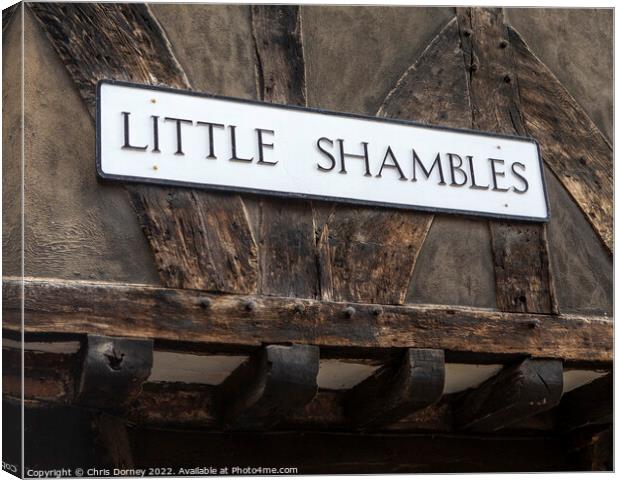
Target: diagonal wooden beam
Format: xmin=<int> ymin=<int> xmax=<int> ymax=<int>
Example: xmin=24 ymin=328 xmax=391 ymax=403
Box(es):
xmin=317 ymin=18 xmax=472 ymax=305
xmin=2 ymin=277 xmax=613 ymax=364
xmin=508 ymin=26 xmax=613 ymax=254
xmin=454 ymin=358 xmax=563 ymax=432
xmin=558 ymin=373 xmax=612 ymax=432
xmin=344 ymin=348 xmax=445 ymax=428
xmin=217 ymin=344 xmax=319 ymax=430
xmin=251 ymin=5 xmax=320 ymax=299
xmin=27 ymin=3 xmax=258 ymax=293
xmin=76 ymin=334 xmax=153 ymax=412
xmin=456 ymin=7 xmax=558 ymax=314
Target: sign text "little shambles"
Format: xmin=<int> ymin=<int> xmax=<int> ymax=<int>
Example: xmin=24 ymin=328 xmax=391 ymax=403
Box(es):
xmin=97 ymin=81 xmax=549 ymax=221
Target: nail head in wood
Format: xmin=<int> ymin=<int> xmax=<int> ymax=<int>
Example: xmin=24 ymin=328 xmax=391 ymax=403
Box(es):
xmin=499 ymin=39 xmax=508 ymax=48
xmin=244 ymin=300 xmax=257 ymax=312
xmin=343 ymin=306 xmax=356 ymax=318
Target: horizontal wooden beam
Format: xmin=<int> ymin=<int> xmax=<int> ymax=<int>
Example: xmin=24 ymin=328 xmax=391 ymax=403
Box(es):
xmin=454 ymin=358 xmax=563 ymax=432
xmin=6 ymin=395 xmax=574 ymax=473
xmin=2 ymin=277 xmax=612 ymax=363
xmin=128 ymin=425 xmax=572 ymax=473
xmin=218 ymin=344 xmax=319 ymax=430
xmin=345 ymin=349 xmax=445 ymax=428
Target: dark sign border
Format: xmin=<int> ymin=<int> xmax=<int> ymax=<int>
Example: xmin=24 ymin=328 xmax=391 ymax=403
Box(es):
xmin=96 ymin=79 xmax=550 ymax=223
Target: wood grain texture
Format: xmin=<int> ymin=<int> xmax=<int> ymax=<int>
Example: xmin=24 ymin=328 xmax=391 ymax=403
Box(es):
xmin=456 ymin=7 xmax=557 ymax=314
xmin=128 ymin=188 xmax=257 ymax=292
xmin=218 ymin=344 xmax=319 ymax=429
xmin=28 ymin=3 xmax=258 ymax=293
xmin=3 ymin=277 xmax=612 ymax=363
xmin=508 ymin=26 xmax=613 ymax=254
xmin=344 ymin=349 xmax=445 ymax=428
xmin=454 ymin=358 xmax=563 ymax=432
xmin=251 ymin=6 xmax=319 ymax=299
xmin=317 ymin=18 xmax=473 ymax=305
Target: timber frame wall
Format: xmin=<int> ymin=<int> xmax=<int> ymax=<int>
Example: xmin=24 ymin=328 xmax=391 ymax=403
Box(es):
xmin=2 ymin=3 xmax=613 ymax=474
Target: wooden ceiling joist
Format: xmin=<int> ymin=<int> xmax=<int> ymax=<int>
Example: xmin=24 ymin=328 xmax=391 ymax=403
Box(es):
xmin=558 ymin=374 xmax=612 ymax=432
xmin=76 ymin=334 xmax=153 ymax=412
xmin=454 ymin=358 xmax=563 ymax=432
xmin=344 ymin=348 xmax=444 ymax=428
xmin=3 ymin=277 xmax=612 ymax=364
xmin=218 ymin=344 xmax=320 ymax=430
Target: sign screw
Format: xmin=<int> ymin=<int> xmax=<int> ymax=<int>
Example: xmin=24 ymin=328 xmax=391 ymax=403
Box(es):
xmin=150 ymin=98 xmax=157 ymax=104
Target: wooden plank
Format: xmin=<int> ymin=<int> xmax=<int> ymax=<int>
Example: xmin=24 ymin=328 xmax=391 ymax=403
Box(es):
xmin=344 ymin=349 xmax=444 ymax=428
xmin=28 ymin=3 xmax=258 ymax=293
xmin=76 ymin=334 xmax=153 ymax=411
xmin=558 ymin=374 xmax=612 ymax=432
xmin=508 ymin=26 xmax=613 ymax=254
xmin=218 ymin=344 xmax=319 ymax=429
xmin=456 ymin=7 xmax=557 ymax=314
xmin=3 ymin=277 xmax=613 ymax=363
xmin=251 ymin=6 xmax=319 ymax=299
xmin=454 ymin=358 xmax=563 ymax=432
xmin=317 ymin=18 xmax=473 ymax=305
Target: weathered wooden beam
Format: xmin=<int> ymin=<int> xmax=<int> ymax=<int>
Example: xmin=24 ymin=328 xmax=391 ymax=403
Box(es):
xmin=345 ymin=349 xmax=444 ymax=428
xmin=317 ymin=18 xmax=473 ymax=306
xmin=27 ymin=3 xmax=258 ymax=293
xmin=251 ymin=6 xmax=319 ymax=300
xmin=218 ymin=344 xmax=319 ymax=429
xmin=558 ymin=374 xmax=612 ymax=432
xmin=130 ymin=427 xmax=572 ymax=473
xmin=508 ymin=26 xmax=613 ymax=254
xmin=76 ymin=334 xmax=153 ymax=411
xmin=3 ymin=277 xmax=612 ymax=363
xmin=94 ymin=413 xmax=135 ymax=469
xmin=454 ymin=358 xmax=563 ymax=432
xmin=456 ymin=8 xmax=558 ymax=314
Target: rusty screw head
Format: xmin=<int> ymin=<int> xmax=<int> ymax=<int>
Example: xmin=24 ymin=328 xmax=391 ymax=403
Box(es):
xmin=343 ymin=306 xmax=356 ymax=319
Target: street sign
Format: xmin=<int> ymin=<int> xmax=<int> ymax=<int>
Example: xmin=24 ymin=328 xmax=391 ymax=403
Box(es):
xmin=97 ymin=80 xmax=549 ymax=221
